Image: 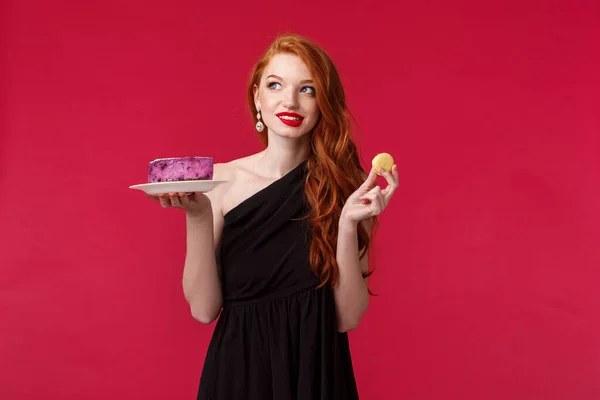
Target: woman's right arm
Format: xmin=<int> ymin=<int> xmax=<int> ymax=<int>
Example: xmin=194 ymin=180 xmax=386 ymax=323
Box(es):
xmin=182 ymin=200 xmax=223 ymax=324
xmin=158 ymin=163 xmax=229 ymax=324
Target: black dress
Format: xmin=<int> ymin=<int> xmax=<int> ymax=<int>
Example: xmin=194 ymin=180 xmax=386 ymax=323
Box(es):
xmin=197 ymin=161 xmax=359 ymax=399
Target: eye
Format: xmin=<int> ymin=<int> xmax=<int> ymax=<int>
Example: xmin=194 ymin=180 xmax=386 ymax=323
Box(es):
xmin=267 ymin=82 xmax=281 ymax=89
xmin=300 ymin=86 xmax=316 ymax=95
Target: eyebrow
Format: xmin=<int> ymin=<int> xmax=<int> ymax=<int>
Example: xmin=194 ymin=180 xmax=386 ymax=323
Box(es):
xmin=266 ymin=74 xmax=314 ymax=84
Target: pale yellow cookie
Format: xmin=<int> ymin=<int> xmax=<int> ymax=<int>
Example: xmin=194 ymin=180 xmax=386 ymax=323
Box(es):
xmin=371 ymin=153 xmax=394 ymax=175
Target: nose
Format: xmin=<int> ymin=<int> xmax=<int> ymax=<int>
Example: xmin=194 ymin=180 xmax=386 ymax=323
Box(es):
xmin=282 ymin=88 xmax=299 ymax=109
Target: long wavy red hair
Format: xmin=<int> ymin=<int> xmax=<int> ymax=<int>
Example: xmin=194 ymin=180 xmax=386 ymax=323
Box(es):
xmin=246 ymin=33 xmax=376 ymax=288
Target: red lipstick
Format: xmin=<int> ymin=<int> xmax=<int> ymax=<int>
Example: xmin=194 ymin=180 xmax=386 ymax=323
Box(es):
xmin=276 ymin=112 xmax=304 ymax=127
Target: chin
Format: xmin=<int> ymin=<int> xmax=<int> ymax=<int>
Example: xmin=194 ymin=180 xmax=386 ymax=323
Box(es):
xmin=270 ymin=128 xmax=312 ymax=140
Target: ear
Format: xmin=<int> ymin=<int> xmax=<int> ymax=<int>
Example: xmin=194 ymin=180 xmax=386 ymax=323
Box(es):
xmin=253 ymin=84 xmax=260 ymax=111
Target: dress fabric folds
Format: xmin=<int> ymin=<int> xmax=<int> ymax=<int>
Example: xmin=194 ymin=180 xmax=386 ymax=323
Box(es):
xmin=197 ymin=161 xmax=359 ymax=400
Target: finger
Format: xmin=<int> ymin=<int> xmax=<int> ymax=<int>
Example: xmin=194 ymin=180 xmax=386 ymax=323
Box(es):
xmin=379 ymin=167 xmax=396 ymax=186
xmin=382 ymin=181 xmax=397 ymax=197
xmin=381 ymin=166 xmax=399 ymax=197
xmin=392 ymin=165 xmax=399 ymax=186
xmin=380 ymin=165 xmax=399 ymax=186
xmin=370 ymin=191 xmax=385 ymax=215
xmin=359 ymin=192 xmax=374 ymax=203
xmin=361 ymin=168 xmax=379 ymax=189
xmin=360 ymin=186 xmax=381 ymax=203
xmin=145 ymin=193 xmax=161 ymax=202
xmin=169 ymin=193 xmax=182 ymax=208
xmin=159 ymin=196 xmax=171 ymax=208
xmin=375 ymin=201 xmax=385 ymax=215
xmin=362 ymin=193 xmax=383 ymax=215
xmin=178 ymin=193 xmax=189 ymax=207
xmin=376 ymin=188 xmax=388 ymax=208
xmin=179 ymin=192 xmax=194 ymax=208
xmin=364 ymin=186 xmax=386 ymax=209
xmin=383 ymin=178 xmax=398 ymax=202
xmin=192 ymin=192 xmax=205 ymax=202
xmin=383 ymin=185 xmax=397 ymax=203
xmin=360 ymin=185 xmax=381 ymax=199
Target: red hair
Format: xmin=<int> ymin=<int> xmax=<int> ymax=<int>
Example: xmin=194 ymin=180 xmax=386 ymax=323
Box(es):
xmin=246 ymin=33 xmax=376 ymax=288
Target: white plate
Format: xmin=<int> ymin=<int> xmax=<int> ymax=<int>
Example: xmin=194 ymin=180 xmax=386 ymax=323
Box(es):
xmin=129 ymin=180 xmax=228 ymax=195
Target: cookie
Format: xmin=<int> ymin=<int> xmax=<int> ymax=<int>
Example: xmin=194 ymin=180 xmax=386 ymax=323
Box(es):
xmin=371 ymin=153 xmax=394 ymax=175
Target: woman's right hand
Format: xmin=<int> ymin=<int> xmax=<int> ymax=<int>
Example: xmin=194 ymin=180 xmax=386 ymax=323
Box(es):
xmin=146 ymin=192 xmax=212 ymax=217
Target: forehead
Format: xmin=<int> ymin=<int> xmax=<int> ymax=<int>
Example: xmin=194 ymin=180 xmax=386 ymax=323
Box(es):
xmin=262 ymin=53 xmax=312 ymax=81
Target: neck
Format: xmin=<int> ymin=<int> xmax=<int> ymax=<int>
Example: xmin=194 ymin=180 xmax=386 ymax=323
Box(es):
xmin=256 ymin=132 xmax=311 ymax=178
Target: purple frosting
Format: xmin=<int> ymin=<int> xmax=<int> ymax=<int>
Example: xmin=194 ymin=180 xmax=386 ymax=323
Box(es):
xmin=148 ymin=157 xmax=213 ymax=183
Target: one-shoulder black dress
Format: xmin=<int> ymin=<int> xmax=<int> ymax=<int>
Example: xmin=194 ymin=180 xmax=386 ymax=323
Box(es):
xmin=196 ymin=161 xmax=359 ymax=399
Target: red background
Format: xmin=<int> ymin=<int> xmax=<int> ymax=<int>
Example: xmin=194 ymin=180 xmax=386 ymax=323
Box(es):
xmin=1 ymin=0 xmax=599 ymax=399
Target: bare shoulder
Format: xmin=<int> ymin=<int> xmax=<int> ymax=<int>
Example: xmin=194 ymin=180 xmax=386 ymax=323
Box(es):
xmin=220 ymin=154 xmax=276 ymax=215
xmin=203 ymin=162 xmax=234 ymax=215
xmin=205 ymin=155 xmax=257 ymax=211
xmin=213 ymin=155 xmax=257 ymax=182
xmin=212 ymin=162 xmax=235 ymax=182
xmin=227 ymin=154 xmax=259 ymax=174
xmin=220 ymin=154 xmax=266 ymax=183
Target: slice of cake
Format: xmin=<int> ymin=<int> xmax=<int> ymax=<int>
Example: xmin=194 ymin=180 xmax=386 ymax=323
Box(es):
xmin=148 ymin=157 xmax=213 ymax=183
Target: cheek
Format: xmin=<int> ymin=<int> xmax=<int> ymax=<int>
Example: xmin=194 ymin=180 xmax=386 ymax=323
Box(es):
xmin=310 ymin=107 xmax=320 ymax=121
xmin=307 ymin=112 xmax=320 ymax=130
xmin=260 ymin=95 xmax=277 ymax=112
xmin=304 ymin=100 xmax=320 ymax=117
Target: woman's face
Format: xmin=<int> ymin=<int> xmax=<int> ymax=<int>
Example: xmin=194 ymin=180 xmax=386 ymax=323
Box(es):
xmin=254 ymin=53 xmax=320 ymax=140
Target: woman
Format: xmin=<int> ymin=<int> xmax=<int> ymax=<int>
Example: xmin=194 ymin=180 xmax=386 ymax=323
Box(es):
xmin=154 ymin=33 xmax=398 ymax=399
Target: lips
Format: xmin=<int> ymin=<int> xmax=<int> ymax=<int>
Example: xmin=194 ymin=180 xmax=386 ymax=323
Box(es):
xmin=276 ymin=112 xmax=304 ymax=127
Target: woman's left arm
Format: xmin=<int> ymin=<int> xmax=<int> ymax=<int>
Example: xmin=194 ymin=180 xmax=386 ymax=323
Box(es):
xmin=334 ymin=165 xmax=399 ymax=332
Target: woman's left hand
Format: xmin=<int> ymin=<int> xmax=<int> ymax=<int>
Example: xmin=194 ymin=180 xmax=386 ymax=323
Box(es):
xmin=340 ymin=165 xmax=399 ymax=224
